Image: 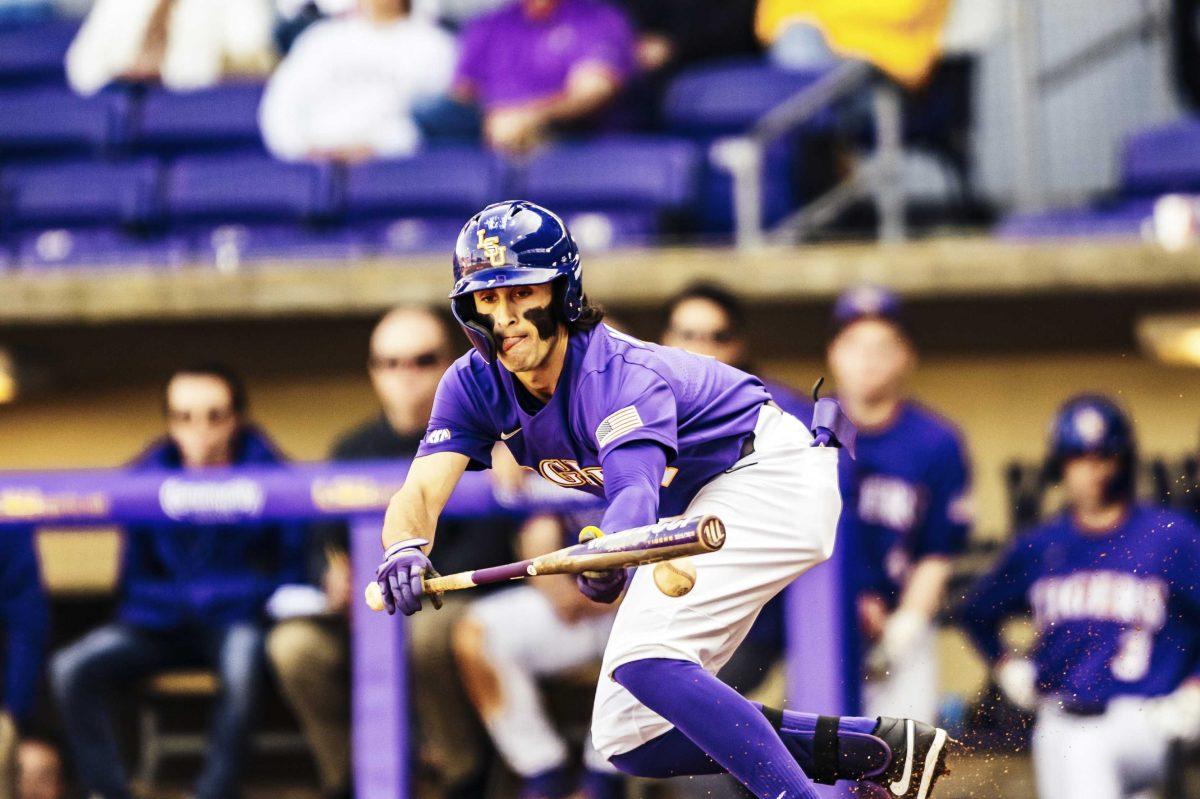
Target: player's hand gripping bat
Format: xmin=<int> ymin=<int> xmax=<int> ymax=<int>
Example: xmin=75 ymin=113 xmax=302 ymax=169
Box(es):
xmin=364 ymin=514 xmax=725 ymax=612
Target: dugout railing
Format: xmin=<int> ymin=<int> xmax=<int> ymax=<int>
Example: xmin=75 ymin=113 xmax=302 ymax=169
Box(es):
xmin=0 ymin=460 xmax=859 ymax=799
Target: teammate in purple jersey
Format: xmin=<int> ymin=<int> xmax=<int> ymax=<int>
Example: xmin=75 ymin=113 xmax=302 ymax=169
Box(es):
xmin=961 ymin=395 xmax=1200 ymax=799
xmin=827 ymin=287 xmax=971 ymax=723
xmin=373 ymin=201 xmax=953 ymax=799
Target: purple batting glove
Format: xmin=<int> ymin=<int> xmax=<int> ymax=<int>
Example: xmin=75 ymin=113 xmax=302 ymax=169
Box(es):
xmin=575 ymin=525 xmax=629 ymax=604
xmin=375 ymin=538 xmax=433 ymax=616
xmin=576 ymin=568 xmax=630 ymax=604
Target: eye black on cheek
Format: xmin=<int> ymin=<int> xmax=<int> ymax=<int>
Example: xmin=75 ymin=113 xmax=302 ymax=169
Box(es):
xmin=523 ymin=305 xmax=557 ymax=340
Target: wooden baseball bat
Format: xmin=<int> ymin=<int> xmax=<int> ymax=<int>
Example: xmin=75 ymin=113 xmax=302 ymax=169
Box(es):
xmin=365 ymin=514 xmax=725 ymax=612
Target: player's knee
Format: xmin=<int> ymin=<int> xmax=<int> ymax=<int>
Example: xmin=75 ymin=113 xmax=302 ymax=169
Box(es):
xmin=49 ymin=646 xmax=85 ymax=700
xmin=590 ymin=717 xmax=671 ymax=778
xmin=451 ymin=616 xmax=503 ymax=714
xmin=265 ymin=619 xmax=311 ymax=680
xmin=817 ymin=532 xmax=836 ymax=564
xmin=450 ymin=615 xmax=486 ymax=669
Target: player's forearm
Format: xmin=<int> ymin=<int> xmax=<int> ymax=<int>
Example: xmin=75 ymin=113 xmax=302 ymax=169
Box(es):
xmin=381 ymin=483 xmax=442 ymax=552
xmin=381 ymin=452 xmax=470 ymax=552
xmin=896 ymin=556 xmax=952 ymax=621
xmin=537 ymin=66 xmax=621 ymax=124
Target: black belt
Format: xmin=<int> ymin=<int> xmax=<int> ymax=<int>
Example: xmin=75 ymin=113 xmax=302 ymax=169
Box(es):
xmin=1058 ymin=703 xmax=1106 ymax=717
xmin=737 ymin=400 xmax=782 ymax=459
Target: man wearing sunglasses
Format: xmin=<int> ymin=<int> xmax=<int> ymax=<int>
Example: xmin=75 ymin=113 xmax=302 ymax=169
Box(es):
xmin=267 ymin=306 xmax=516 ymax=799
xmin=52 ymin=363 xmax=307 ymax=799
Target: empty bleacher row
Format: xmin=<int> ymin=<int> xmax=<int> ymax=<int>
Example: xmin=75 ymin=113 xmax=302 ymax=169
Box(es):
xmin=1000 ymin=115 xmax=1200 ymax=240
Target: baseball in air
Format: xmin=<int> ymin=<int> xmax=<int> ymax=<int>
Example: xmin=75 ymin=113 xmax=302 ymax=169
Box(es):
xmin=653 ymin=558 xmax=697 ymax=597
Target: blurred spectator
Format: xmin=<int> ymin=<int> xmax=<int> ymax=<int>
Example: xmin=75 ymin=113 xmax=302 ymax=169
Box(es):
xmin=272 ymin=0 xmax=356 ymax=55
xmin=0 ymin=0 xmax=53 ymax=24
xmin=662 ymin=282 xmax=812 ymax=424
xmin=756 ymin=0 xmax=952 ymax=88
xmin=267 ymin=307 xmax=514 ymax=799
xmin=453 ymin=511 xmax=622 ymax=799
xmin=51 ymin=364 xmax=306 ymax=799
xmin=411 ymin=0 xmax=514 ymax=27
xmin=450 ymin=0 xmax=635 ymax=153
xmin=826 ymin=286 xmax=971 ymax=723
xmin=1174 ymin=0 xmax=1200 ymax=110
xmin=616 ymin=0 xmax=759 ymax=73
xmin=66 ymin=0 xmax=275 ymax=96
xmin=260 ymin=0 xmax=456 ymax=163
xmin=16 ymin=738 xmax=66 ymax=799
xmin=0 ymin=529 xmax=50 ymax=799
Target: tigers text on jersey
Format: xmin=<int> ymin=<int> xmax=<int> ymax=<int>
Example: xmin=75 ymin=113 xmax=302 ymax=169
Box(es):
xmin=962 ymin=504 xmax=1200 ymax=707
xmin=837 ymin=401 xmax=972 ymax=604
xmin=417 ymin=324 xmax=770 ymax=517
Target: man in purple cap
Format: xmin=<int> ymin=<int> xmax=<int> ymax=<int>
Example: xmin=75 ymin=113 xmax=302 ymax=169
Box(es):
xmin=373 ymin=201 xmax=954 ymax=799
xmin=827 ymin=286 xmax=973 ymax=726
xmin=451 ymin=0 xmax=635 ymax=153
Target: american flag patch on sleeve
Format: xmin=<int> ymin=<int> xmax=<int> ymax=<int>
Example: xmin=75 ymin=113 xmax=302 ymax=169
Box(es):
xmin=595 ymin=406 xmax=644 ymax=448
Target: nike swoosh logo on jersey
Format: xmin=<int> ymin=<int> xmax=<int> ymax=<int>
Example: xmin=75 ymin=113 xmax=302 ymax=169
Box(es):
xmin=500 ymin=428 xmax=521 ymax=440
xmin=889 ymin=720 xmax=915 ymax=796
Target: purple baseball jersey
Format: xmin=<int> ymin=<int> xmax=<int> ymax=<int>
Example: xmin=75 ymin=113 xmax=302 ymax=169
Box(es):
xmin=454 ymin=0 xmax=635 ymax=110
xmin=839 ymin=401 xmax=972 ymax=606
xmin=417 ymin=324 xmax=770 ymax=517
xmin=962 ymin=505 xmax=1200 ymax=707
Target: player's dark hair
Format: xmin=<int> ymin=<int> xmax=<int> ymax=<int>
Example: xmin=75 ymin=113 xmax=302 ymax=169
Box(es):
xmin=163 ymin=362 xmax=248 ymax=416
xmin=554 ymin=279 xmax=606 ymax=333
xmin=664 ymin=282 xmax=746 ymax=335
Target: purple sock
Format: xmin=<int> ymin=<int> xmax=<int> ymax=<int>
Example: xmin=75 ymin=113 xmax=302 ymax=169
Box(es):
xmin=612 ymin=658 xmax=821 ymax=799
xmin=580 ymin=769 xmax=626 ymax=799
xmin=520 ymin=766 xmax=572 ymax=799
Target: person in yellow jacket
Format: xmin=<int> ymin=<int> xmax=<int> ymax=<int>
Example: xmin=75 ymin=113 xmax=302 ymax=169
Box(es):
xmin=756 ymin=0 xmax=951 ymax=89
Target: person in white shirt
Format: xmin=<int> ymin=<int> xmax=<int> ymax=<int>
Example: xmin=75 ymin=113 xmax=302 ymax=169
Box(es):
xmin=66 ymin=0 xmax=275 ymax=96
xmin=259 ymin=0 xmax=456 ymax=162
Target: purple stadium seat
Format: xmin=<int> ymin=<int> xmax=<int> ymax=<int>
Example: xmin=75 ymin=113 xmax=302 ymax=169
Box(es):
xmin=517 ymin=136 xmax=700 ymax=213
xmin=14 ymin=227 xmax=189 ymax=270
xmin=164 ymin=154 xmax=332 ymax=223
xmin=131 ymin=83 xmax=266 ymax=154
xmin=359 ymin=217 xmax=474 ymax=255
xmin=0 ymin=87 xmax=119 ymax=157
xmin=341 ymin=148 xmax=501 ymax=218
xmin=1121 ymin=116 xmax=1200 ymax=197
xmin=0 ymin=18 xmax=78 ymax=84
xmin=659 ymin=60 xmax=826 ymax=234
xmin=996 ymin=199 xmax=1154 ymax=240
xmin=1 ymin=160 xmax=157 ymax=228
xmin=662 ymin=59 xmax=834 ymax=136
xmin=558 ymin=210 xmax=659 ymax=249
xmin=184 ymin=222 xmax=371 ymax=265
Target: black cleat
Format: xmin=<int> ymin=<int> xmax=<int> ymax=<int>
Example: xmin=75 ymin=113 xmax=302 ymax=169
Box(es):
xmin=867 ymin=717 xmax=953 ymax=799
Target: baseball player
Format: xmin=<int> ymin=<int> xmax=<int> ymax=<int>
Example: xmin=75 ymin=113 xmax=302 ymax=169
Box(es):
xmin=826 ymin=286 xmax=972 ymax=723
xmin=373 ymin=200 xmax=953 ymax=799
xmin=961 ymin=395 xmax=1200 ymax=799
